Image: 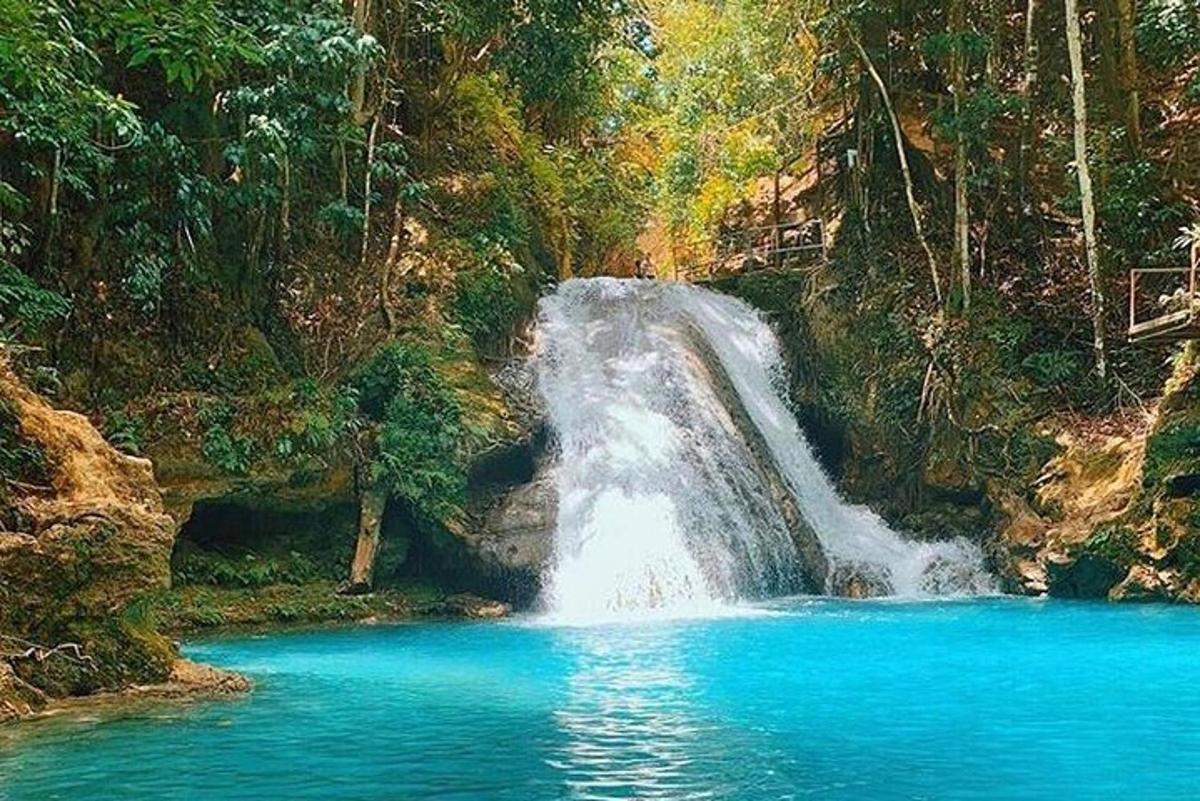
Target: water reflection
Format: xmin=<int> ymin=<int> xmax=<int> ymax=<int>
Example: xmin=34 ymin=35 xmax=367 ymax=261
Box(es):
xmin=549 ymin=623 xmax=720 ymax=800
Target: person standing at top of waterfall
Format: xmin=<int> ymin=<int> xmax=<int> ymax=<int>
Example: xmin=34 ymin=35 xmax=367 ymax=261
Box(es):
xmin=634 ymin=257 xmax=654 ymax=280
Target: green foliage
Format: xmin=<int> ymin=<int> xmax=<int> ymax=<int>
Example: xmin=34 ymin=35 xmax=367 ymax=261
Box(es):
xmin=931 ymin=86 xmax=1020 ymax=147
xmin=0 ymin=183 xmax=70 ymax=337
xmin=453 ymin=257 xmax=522 ymax=351
xmin=107 ymin=0 xmax=264 ymax=92
xmin=1095 ymin=155 xmax=1191 ymax=267
xmin=982 ymin=317 xmax=1033 ymax=372
xmin=1084 ymin=523 xmax=1139 ymax=567
xmin=103 ymin=409 xmax=146 ymax=455
xmin=173 ymin=547 xmax=322 ymax=589
xmin=273 ymin=380 xmax=360 ymax=464
xmin=0 ymin=396 xmax=47 ymax=487
xmin=198 ymin=401 xmax=254 ymax=475
xmin=0 ymin=264 xmax=71 ymax=338
xmin=0 ymin=0 xmax=142 ymax=208
xmin=634 ymin=0 xmax=823 ymax=235
xmin=1143 ymin=416 xmax=1200 ymax=489
xmin=422 ymin=0 xmax=629 ymax=136
xmin=1136 ymin=0 xmax=1200 ymax=70
xmin=1021 ymin=350 xmax=1081 ymax=387
xmin=1171 ymin=518 xmax=1200 ymax=579
xmin=317 ymin=200 xmax=365 ymax=247
xmin=354 ymin=342 xmax=466 ymax=522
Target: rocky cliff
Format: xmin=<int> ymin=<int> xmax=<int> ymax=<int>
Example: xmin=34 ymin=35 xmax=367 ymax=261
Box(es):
xmin=0 ymin=353 xmax=176 ymax=721
xmin=995 ymin=343 xmax=1200 ymax=601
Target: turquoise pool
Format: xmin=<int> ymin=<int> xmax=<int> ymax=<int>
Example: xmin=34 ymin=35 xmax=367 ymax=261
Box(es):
xmin=3 ymin=598 xmax=1200 ymax=799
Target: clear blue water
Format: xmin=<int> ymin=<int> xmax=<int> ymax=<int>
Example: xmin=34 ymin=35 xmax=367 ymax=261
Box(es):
xmin=4 ymin=598 xmax=1200 ymax=800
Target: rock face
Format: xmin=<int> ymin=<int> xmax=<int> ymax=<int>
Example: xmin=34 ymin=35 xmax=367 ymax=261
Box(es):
xmin=993 ymin=343 xmax=1200 ymax=603
xmin=461 ymin=429 xmax=557 ymax=607
xmin=0 ymin=356 xmax=178 ymax=718
xmin=473 ymin=472 xmax=556 ymax=587
xmin=684 ymin=324 xmax=830 ymax=592
xmin=990 ymin=430 xmax=1146 ymax=599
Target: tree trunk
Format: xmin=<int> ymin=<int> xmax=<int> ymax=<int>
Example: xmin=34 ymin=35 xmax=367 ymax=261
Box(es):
xmin=853 ymin=37 xmax=944 ymax=307
xmin=1017 ymin=0 xmax=1041 ymax=218
xmin=773 ymin=170 xmax=783 ymax=270
xmin=278 ymin=153 xmax=291 ymax=261
xmin=360 ymin=116 xmax=379 ymax=265
xmin=1096 ymin=0 xmax=1141 ymax=153
xmin=343 ymin=487 xmax=388 ymax=595
xmin=379 ymin=190 xmax=406 ymax=334
xmin=952 ymin=0 xmax=970 ymax=313
xmin=349 ymin=0 xmax=372 ymax=126
xmin=1115 ymin=0 xmax=1141 ymax=153
xmin=1065 ymin=0 xmax=1108 ymax=379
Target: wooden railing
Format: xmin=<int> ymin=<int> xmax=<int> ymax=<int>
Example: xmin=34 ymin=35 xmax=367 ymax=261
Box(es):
xmin=1128 ymin=245 xmax=1200 ymax=343
xmin=678 ymin=218 xmax=826 ymax=280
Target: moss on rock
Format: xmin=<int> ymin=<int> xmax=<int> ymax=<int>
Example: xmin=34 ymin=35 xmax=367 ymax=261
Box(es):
xmin=0 ymin=353 xmax=180 ymax=716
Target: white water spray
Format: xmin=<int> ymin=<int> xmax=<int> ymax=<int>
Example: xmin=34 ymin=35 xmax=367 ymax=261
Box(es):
xmin=535 ymin=278 xmax=992 ymax=622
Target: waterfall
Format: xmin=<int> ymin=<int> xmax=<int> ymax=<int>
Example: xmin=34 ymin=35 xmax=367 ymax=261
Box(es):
xmin=535 ymin=278 xmax=993 ymax=621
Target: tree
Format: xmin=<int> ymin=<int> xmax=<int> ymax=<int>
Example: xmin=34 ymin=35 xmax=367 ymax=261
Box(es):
xmin=853 ymin=37 xmax=944 ymax=308
xmin=1064 ymin=0 xmax=1108 ymax=379
xmin=951 ymin=0 xmax=971 ymax=313
xmin=1097 ymin=0 xmax=1141 ymax=153
xmin=1017 ymin=0 xmax=1041 ymax=219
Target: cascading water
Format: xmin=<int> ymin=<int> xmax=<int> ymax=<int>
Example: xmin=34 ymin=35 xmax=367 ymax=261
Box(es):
xmin=535 ymin=278 xmax=992 ymax=621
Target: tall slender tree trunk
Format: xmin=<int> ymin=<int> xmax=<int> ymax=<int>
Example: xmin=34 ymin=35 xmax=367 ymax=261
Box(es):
xmin=349 ymin=0 xmax=372 ymax=125
xmin=952 ymin=0 xmax=971 ymax=313
xmin=360 ymin=116 xmax=379 ymax=264
xmin=853 ymin=37 xmax=944 ymax=307
xmin=1018 ymin=0 xmax=1041 ymax=218
xmin=1065 ymin=0 xmax=1108 ymax=379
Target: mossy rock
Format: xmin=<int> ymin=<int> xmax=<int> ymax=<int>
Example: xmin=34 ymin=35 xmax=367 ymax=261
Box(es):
xmin=12 ymin=619 xmax=174 ymax=698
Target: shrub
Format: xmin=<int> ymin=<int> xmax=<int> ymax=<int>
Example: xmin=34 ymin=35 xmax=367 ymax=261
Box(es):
xmin=354 ymin=342 xmax=466 ymax=522
xmin=173 ymin=547 xmax=322 ymax=588
xmin=198 ymin=401 xmax=254 ymax=475
xmin=103 ymin=409 xmax=146 ymax=455
xmin=1084 ymin=523 xmax=1140 ymax=567
xmin=1136 ymin=0 xmax=1200 ymax=70
xmin=453 ymin=257 xmax=521 ymax=352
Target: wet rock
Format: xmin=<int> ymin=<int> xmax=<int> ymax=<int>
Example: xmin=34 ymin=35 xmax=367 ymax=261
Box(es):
xmin=827 ymin=563 xmax=891 ymax=598
xmin=476 ymin=475 xmax=557 ymax=570
xmin=1013 ymin=559 xmax=1049 ymax=594
xmin=443 ymin=594 xmax=511 ymax=619
xmin=460 ymin=473 xmax=556 ymax=605
xmin=0 ymin=662 xmax=45 ymax=723
xmin=683 ymin=327 xmax=829 ymax=592
xmin=1110 ymin=565 xmax=1177 ymax=602
xmin=154 ymin=659 xmax=251 ymax=697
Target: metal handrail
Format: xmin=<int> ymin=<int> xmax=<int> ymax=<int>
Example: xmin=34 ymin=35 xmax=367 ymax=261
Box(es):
xmin=1128 ymin=245 xmax=1200 ymax=340
xmin=680 ymin=218 xmax=826 ymax=280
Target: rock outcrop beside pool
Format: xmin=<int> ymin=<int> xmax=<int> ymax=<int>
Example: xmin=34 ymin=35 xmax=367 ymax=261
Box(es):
xmin=0 ymin=356 xmax=178 ymax=720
